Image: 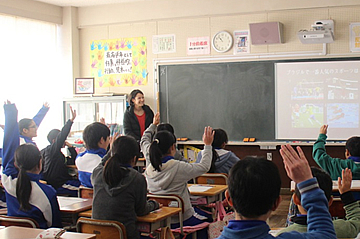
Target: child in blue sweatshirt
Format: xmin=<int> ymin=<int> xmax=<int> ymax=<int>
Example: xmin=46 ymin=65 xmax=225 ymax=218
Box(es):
xmin=216 ymin=144 xmax=336 ymax=239
xmin=75 ymin=122 xmax=110 ymax=188
xmin=1 ymin=101 xmax=61 ymax=228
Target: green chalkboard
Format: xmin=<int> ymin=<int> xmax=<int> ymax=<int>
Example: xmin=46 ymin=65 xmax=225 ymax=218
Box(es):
xmin=159 ymin=61 xmax=275 ymax=141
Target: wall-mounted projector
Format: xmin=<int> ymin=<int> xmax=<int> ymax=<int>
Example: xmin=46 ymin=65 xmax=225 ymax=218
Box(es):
xmin=297 ymin=20 xmax=334 ymax=44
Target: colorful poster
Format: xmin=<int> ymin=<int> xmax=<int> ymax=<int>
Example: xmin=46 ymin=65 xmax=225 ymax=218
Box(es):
xmin=90 ymin=37 xmax=148 ymax=88
xmin=350 ymin=23 xmax=360 ymax=52
xmin=233 ymin=30 xmax=250 ymax=54
xmin=187 ymin=37 xmax=210 ymax=55
xmin=153 ymin=34 xmax=176 ymax=54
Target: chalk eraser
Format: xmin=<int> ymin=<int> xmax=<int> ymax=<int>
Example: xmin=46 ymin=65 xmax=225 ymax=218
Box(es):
xmin=243 ymin=138 xmax=249 ymax=142
xmin=249 ymin=138 xmax=256 ymax=142
xmin=177 ymin=137 xmax=188 ymax=141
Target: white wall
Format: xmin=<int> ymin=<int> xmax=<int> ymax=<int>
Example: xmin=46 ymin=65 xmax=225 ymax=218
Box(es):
xmin=77 ymin=2 xmax=360 ymax=110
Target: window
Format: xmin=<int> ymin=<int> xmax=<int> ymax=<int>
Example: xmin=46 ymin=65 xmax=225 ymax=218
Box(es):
xmin=0 ymin=14 xmax=69 ymax=149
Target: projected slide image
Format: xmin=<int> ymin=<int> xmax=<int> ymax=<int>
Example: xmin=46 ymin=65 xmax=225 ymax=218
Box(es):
xmin=327 ymin=103 xmax=359 ymax=128
xmin=291 ymin=79 xmax=324 ymax=100
xmin=292 ymin=103 xmax=324 ymax=128
xmin=327 ymin=78 xmax=359 ymax=100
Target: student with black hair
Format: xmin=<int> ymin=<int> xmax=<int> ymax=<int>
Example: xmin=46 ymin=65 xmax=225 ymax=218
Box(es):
xmin=1 ymin=101 xmax=61 ymax=229
xmin=196 ymin=128 xmax=240 ymax=174
xmin=217 ymin=144 xmax=336 ymax=239
xmin=18 ymin=102 xmax=50 ymax=146
xmin=140 ymin=112 xmax=186 ymax=167
xmin=279 ymin=168 xmax=360 ymax=238
xmin=92 ymin=135 xmax=159 ymax=239
xmin=145 ymin=126 xmax=214 ymax=239
xmin=123 ymin=89 xmax=154 ymax=142
xmin=40 ymin=106 xmax=80 ymax=196
xmin=314 ymin=124 xmax=360 ymax=179
xmin=75 ymin=122 xmax=110 ymax=188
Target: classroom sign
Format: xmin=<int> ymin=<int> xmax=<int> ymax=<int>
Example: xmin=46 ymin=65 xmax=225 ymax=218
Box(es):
xmin=90 ymin=37 xmax=148 ymax=88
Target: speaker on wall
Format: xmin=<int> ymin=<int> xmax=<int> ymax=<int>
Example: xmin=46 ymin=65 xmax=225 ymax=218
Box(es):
xmin=249 ymin=22 xmax=284 ymax=45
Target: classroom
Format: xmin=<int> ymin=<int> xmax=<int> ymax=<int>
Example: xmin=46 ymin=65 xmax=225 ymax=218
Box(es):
xmin=1 ymin=0 xmax=360 ymax=238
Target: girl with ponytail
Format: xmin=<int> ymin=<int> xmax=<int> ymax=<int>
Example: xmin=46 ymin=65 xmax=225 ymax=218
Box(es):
xmin=196 ymin=128 xmax=240 ymax=174
xmin=145 ymin=126 xmax=214 ymax=239
xmin=92 ymin=136 xmax=159 ymax=239
xmin=1 ymin=101 xmax=61 ymax=229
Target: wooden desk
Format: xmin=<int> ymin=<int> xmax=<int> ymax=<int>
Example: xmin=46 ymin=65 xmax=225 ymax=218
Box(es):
xmin=290 ymin=180 xmax=360 ymax=191
xmin=0 ymin=226 xmax=96 ymax=239
xmin=188 ymin=184 xmax=228 ymax=205
xmin=76 ymin=207 xmax=181 ymax=234
xmin=137 ymin=207 xmax=181 ymax=233
xmin=58 ymin=196 xmax=93 ymax=225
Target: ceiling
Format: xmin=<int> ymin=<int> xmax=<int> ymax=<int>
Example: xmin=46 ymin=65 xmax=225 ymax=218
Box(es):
xmin=34 ymin=0 xmax=145 ymax=7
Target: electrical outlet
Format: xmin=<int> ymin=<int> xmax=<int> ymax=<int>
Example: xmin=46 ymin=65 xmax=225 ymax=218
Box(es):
xmin=267 ymin=153 xmax=272 ymax=161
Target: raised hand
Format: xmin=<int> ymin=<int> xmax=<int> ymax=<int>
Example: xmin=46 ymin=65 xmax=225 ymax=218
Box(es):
xmin=100 ymin=117 xmax=106 ymax=125
xmin=153 ymin=112 xmax=160 ymax=126
xmin=280 ymin=144 xmax=312 ymax=184
xmin=202 ymin=126 xmax=214 ymax=146
xmin=43 ymin=102 xmax=50 ymax=108
xmin=70 ymin=106 xmax=76 ymax=122
xmin=338 ymin=168 xmax=352 ymax=194
xmin=320 ymin=125 xmax=328 ymax=135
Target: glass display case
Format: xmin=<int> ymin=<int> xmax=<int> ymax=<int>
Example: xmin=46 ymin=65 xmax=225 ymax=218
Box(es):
xmin=63 ymin=95 xmax=127 ymax=140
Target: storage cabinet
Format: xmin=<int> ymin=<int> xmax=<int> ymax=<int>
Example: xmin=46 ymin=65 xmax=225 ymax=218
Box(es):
xmin=63 ymin=96 xmax=127 ymax=139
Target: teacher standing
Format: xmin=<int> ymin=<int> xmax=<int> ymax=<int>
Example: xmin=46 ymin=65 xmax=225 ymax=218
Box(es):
xmin=123 ymin=89 xmax=154 ymax=143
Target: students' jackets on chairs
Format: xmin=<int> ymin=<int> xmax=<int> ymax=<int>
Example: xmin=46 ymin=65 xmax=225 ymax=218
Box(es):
xmin=76 ymin=217 xmax=127 ymax=239
xmin=195 ymin=173 xmax=228 ymax=185
xmin=0 ymin=215 xmax=40 ymax=228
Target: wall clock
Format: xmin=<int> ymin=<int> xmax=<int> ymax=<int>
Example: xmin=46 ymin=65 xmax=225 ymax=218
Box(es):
xmin=212 ymin=31 xmax=233 ymax=53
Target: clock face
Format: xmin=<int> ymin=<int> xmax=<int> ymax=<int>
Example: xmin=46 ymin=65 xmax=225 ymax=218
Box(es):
xmin=212 ymin=31 xmax=233 ymax=53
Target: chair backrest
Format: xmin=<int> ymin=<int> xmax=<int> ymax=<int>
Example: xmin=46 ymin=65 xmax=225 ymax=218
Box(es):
xmin=77 ymin=217 xmax=127 ymax=239
xmin=0 ymin=215 xmax=39 ymax=228
xmin=78 ymin=186 xmax=94 ymax=198
xmin=195 ymin=173 xmax=228 ymax=185
xmin=147 ymin=194 xmax=184 ymax=234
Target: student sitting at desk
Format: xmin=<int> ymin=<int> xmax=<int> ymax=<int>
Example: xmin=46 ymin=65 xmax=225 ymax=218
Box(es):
xmin=278 ymin=168 xmax=360 ymax=238
xmin=1 ymin=101 xmax=61 ymax=229
xmin=216 ymin=144 xmax=336 ymax=239
xmin=76 ymin=122 xmax=110 ymax=188
xmin=41 ymin=106 xmax=80 ymax=196
xmin=196 ymin=128 xmax=240 ymax=174
xmin=92 ymin=136 xmax=159 ymax=239
xmin=145 ymin=126 xmax=214 ymax=239
xmin=313 ymin=124 xmax=360 ymax=180
xmin=140 ymin=112 xmax=186 ymax=167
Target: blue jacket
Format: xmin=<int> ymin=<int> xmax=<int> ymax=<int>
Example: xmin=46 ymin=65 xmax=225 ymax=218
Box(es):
xmin=75 ymin=148 xmax=107 ymax=188
xmin=1 ymin=104 xmax=61 ymax=229
xmin=196 ymin=149 xmax=240 ymax=174
xmin=19 ymin=105 xmax=49 ymax=146
xmin=216 ymin=178 xmax=336 ymax=239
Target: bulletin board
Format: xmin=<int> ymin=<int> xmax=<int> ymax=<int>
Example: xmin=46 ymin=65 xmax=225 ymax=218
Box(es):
xmin=90 ymin=37 xmax=148 ymax=88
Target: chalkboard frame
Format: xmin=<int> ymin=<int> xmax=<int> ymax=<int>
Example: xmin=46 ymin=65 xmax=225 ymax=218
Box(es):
xmin=157 ymin=57 xmax=360 ymax=141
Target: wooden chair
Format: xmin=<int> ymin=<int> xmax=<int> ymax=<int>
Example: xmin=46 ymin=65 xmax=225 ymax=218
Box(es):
xmin=78 ymin=186 xmax=94 ymax=218
xmin=77 ymin=217 xmax=127 ymax=239
xmin=0 ymin=215 xmax=39 ymax=228
xmin=195 ymin=173 xmax=228 ymax=185
xmin=78 ymin=186 xmax=94 ymax=198
xmin=147 ymin=194 xmax=185 ymax=235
